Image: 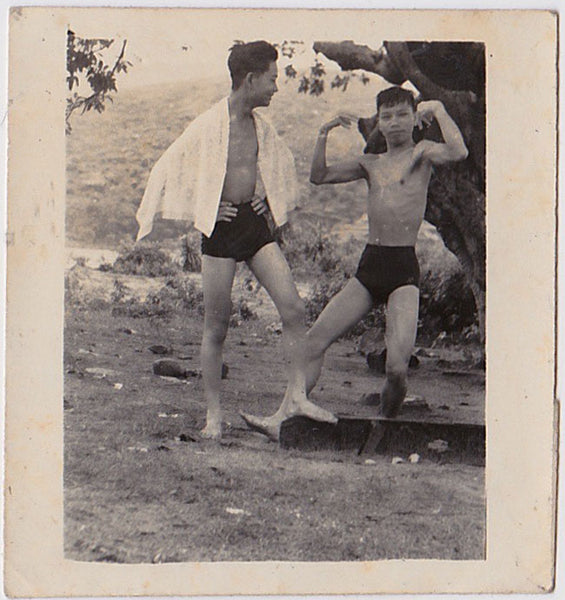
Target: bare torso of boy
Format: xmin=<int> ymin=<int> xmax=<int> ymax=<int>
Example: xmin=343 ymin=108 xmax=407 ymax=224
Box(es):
xmin=360 ymin=145 xmax=432 ymax=246
xmin=220 ymin=116 xmax=258 ymax=205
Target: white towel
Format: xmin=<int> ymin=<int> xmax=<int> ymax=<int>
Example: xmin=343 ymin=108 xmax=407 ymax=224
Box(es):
xmin=136 ymin=97 xmax=298 ymax=240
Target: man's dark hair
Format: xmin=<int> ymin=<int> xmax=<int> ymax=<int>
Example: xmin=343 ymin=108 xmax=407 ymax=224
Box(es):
xmin=376 ymin=86 xmax=416 ymax=112
xmin=228 ymin=41 xmax=278 ymax=90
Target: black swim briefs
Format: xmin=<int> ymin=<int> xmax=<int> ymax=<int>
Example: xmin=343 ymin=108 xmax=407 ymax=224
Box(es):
xmin=355 ymin=245 xmax=420 ymax=305
xmin=201 ymin=201 xmax=275 ymax=262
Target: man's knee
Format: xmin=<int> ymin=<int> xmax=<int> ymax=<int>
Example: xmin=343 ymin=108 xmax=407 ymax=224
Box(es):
xmin=280 ymin=296 xmax=305 ymax=328
xmin=204 ymin=312 xmax=231 ymax=344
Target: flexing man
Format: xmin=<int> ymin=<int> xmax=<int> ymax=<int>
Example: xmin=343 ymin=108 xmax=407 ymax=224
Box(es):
xmin=137 ymin=41 xmax=337 ymax=440
xmin=241 ymin=86 xmax=468 ymax=440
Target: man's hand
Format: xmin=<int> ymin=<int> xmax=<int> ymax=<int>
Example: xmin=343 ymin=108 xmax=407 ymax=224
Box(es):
xmin=251 ymin=194 xmax=269 ymax=216
xmin=415 ymin=100 xmax=445 ymax=129
xmin=319 ymin=113 xmax=358 ymax=135
xmin=216 ymin=201 xmax=238 ymax=223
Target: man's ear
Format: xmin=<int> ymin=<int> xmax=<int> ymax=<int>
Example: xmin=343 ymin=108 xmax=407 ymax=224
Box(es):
xmin=244 ymin=72 xmax=255 ymax=87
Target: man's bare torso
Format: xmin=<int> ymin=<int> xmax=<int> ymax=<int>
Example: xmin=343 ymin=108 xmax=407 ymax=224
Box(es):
xmin=360 ymin=145 xmax=432 ymax=246
xmin=221 ymin=115 xmax=258 ymax=205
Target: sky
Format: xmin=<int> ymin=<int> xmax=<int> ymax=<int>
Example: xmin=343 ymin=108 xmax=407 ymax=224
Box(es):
xmin=65 ymin=9 xmax=387 ymax=90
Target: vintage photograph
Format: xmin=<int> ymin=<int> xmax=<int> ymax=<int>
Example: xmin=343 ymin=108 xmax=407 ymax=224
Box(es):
xmin=6 ymin=7 xmax=557 ymax=596
xmin=64 ymin=15 xmax=485 ymax=563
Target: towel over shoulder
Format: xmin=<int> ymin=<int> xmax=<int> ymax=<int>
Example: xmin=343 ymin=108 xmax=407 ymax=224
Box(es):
xmin=136 ymin=97 xmax=298 ymax=240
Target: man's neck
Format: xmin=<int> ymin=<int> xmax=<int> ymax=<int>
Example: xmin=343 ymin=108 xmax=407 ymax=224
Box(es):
xmin=228 ymin=90 xmax=255 ymax=120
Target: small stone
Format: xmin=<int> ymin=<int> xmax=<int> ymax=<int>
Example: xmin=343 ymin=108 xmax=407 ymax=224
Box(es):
xmin=148 ymin=344 xmax=171 ymax=355
xmin=225 ymin=507 xmax=250 ymax=516
xmin=409 ymin=453 xmax=420 ymax=464
xmin=428 ymin=439 xmax=449 ymax=453
xmin=113 ymin=383 xmax=123 ymax=390
xmin=364 ymin=459 xmax=377 ymax=465
xmin=85 ymin=367 xmax=119 ymax=378
xmin=392 ymin=456 xmax=405 ymax=465
xmin=153 ymin=359 xmax=188 ymax=378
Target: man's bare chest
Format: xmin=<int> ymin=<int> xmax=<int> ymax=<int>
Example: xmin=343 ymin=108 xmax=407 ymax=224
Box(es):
xmin=227 ymin=120 xmax=258 ymax=166
xmin=364 ymin=153 xmax=430 ymax=193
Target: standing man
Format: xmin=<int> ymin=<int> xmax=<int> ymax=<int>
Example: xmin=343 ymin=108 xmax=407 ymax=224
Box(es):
xmin=242 ymin=86 xmax=468 ymax=440
xmin=136 ymin=41 xmax=337 ymax=440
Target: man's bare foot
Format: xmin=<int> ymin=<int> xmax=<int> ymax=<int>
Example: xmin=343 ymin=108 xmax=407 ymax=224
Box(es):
xmin=200 ymin=423 xmax=222 ymax=440
xmin=287 ymin=397 xmax=338 ymax=425
xmin=241 ymin=398 xmax=337 ymax=442
xmin=200 ymin=409 xmax=222 ymax=440
xmin=240 ymin=412 xmax=281 ymax=442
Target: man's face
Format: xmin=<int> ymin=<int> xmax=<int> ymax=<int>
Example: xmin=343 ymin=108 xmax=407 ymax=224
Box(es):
xmin=377 ymin=102 xmax=416 ymax=144
xmin=250 ymin=62 xmax=278 ymax=107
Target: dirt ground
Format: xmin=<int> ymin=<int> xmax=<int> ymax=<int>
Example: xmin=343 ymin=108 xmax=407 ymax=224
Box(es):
xmin=64 ymin=298 xmax=485 ymax=563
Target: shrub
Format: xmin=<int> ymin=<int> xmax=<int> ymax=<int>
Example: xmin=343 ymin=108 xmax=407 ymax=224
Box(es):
xmin=181 ymin=231 xmax=202 ymax=272
xmin=111 ymin=274 xmax=203 ymax=319
xmin=277 ymin=221 xmax=346 ymax=276
xmin=418 ymin=268 xmax=477 ymax=342
xmin=111 ymin=242 xmax=179 ymax=277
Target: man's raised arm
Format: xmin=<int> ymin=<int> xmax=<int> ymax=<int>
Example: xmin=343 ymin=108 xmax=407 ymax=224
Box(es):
xmin=310 ymin=114 xmax=366 ymax=185
xmin=418 ymin=100 xmax=469 ymax=164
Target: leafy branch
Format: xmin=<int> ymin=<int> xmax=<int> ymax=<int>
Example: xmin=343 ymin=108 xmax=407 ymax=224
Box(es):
xmin=66 ymin=30 xmax=132 ymax=134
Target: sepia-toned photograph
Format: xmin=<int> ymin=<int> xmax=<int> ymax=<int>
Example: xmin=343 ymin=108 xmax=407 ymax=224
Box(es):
xmin=64 ymin=20 xmax=485 ymax=563
xmin=5 ymin=7 xmax=557 ymax=596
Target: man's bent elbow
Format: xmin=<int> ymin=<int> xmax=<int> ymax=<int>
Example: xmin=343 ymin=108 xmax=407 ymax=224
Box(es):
xmin=310 ymin=172 xmax=325 ymax=185
xmin=453 ymin=146 xmax=469 ymax=162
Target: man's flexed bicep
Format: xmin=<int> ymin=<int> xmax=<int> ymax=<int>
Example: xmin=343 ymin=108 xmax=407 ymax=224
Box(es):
xmin=417 ymin=100 xmax=469 ymax=165
xmin=310 ymin=113 xmax=366 ymax=185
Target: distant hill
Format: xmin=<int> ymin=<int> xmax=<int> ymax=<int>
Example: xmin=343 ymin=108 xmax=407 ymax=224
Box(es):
xmin=65 ymin=75 xmax=384 ymax=249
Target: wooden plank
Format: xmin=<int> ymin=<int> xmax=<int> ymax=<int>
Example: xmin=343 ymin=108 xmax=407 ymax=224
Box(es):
xmin=280 ymin=414 xmax=485 ymax=466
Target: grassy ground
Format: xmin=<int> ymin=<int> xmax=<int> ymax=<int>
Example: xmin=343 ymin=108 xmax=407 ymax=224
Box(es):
xmin=64 ymin=303 xmax=485 ymax=563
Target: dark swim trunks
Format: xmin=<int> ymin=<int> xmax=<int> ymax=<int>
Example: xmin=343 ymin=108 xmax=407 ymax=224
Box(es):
xmin=355 ymin=245 xmax=420 ymax=305
xmin=201 ymin=201 xmax=275 ymax=262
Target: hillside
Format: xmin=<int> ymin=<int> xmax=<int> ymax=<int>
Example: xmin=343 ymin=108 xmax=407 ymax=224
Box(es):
xmin=66 ymin=76 xmax=382 ymax=248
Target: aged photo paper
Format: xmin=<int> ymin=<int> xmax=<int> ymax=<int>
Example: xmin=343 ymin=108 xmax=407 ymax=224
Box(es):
xmin=5 ymin=7 xmax=557 ymax=596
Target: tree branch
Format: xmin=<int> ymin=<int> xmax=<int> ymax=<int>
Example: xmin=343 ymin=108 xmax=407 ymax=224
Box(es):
xmin=313 ymin=41 xmax=405 ymax=84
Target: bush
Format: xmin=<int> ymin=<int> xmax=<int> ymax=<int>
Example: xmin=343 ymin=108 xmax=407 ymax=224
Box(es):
xmin=111 ymin=242 xmax=180 ymax=277
xmin=418 ymin=268 xmax=477 ymax=342
xmin=277 ymin=221 xmax=352 ymax=276
xmin=111 ymin=274 xmax=203 ymax=319
xmin=181 ymin=231 xmax=202 ymax=272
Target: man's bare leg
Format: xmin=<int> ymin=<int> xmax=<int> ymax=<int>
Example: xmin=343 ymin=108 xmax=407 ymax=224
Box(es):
xmin=240 ymin=243 xmax=338 ymax=440
xmin=379 ymin=285 xmax=419 ymax=418
xmin=241 ymin=274 xmax=373 ymax=440
xmin=200 ymin=255 xmax=237 ymax=440
xmin=306 ymin=278 xmax=374 ymax=394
